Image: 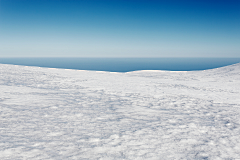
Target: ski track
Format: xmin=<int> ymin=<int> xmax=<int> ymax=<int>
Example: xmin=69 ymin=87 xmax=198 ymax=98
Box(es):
xmin=0 ymin=63 xmax=240 ymax=159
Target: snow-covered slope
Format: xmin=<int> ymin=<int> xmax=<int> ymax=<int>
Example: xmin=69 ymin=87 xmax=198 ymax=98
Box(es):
xmin=0 ymin=63 xmax=240 ymax=159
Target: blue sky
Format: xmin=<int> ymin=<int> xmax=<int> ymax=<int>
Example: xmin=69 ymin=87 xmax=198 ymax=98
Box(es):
xmin=0 ymin=0 xmax=239 ymax=57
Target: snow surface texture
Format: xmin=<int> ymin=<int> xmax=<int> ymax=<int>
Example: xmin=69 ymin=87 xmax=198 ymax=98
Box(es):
xmin=0 ymin=63 xmax=240 ymax=160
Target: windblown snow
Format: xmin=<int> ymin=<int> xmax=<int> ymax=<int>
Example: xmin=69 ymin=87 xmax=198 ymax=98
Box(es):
xmin=0 ymin=63 xmax=240 ymax=159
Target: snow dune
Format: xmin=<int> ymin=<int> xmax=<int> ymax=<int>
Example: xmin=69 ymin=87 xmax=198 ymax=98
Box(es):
xmin=0 ymin=63 xmax=240 ymax=159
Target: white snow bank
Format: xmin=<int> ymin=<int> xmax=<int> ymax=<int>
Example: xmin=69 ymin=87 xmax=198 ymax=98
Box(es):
xmin=0 ymin=63 xmax=240 ymax=159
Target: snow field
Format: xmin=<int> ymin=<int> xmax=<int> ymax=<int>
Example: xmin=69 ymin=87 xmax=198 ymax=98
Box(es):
xmin=0 ymin=63 xmax=240 ymax=159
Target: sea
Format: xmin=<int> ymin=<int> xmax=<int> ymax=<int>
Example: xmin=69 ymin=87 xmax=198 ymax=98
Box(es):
xmin=0 ymin=58 xmax=240 ymax=72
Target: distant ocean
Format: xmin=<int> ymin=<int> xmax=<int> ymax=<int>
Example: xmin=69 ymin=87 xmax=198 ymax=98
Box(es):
xmin=0 ymin=58 xmax=240 ymax=72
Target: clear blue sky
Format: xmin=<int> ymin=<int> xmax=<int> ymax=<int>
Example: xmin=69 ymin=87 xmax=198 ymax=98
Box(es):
xmin=0 ymin=0 xmax=239 ymax=57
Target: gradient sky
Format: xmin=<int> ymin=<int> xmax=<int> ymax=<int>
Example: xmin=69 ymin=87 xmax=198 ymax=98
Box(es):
xmin=0 ymin=0 xmax=239 ymax=57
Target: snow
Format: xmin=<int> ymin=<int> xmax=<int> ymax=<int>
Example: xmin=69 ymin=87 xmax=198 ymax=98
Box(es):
xmin=0 ymin=63 xmax=240 ymax=159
